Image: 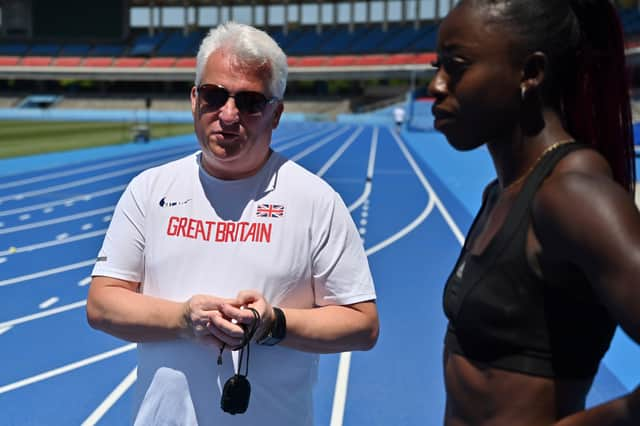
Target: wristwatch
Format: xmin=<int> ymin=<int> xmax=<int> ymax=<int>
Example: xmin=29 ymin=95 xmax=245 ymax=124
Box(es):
xmin=256 ymin=307 xmax=286 ymax=346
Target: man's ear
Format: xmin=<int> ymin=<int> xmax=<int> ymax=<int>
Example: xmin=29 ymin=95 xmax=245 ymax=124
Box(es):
xmin=520 ymin=51 xmax=546 ymax=96
xmin=271 ymin=102 xmax=284 ymax=129
xmin=190 ymin=86 xmax=198 ymax=115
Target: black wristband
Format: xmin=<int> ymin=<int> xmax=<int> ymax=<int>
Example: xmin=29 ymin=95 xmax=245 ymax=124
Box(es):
xmin=256 ymin=307 xmax=286 ymax=346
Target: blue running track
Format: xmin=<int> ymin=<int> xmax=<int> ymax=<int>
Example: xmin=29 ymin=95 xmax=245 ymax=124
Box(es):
xmin=0 ymin=120 xmax=638 ymax=425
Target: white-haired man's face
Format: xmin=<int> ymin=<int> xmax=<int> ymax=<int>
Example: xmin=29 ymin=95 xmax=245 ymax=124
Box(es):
xmin=191 ymin=49 xmax=283 ymax=180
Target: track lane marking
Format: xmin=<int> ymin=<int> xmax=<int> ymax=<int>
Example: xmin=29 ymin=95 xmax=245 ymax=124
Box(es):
xmin=289 ymin=126 xmax=353 ymax=161
xmin=0 ymin=343 xmax=136 ymax=395
xmin=0 ymin=229 xmax=107 ymax=256
xmin=0 ymin=300 xmax=87 ymax=328
xmin=316 ymin=127 xmax=364 ymax=177
xmin=348 ymin=126 xmax=379 ymax=212
xmin=38 ymin=297 xmax=59 ymax=309
xmin=81 ymin=367 xmax=137 ymax=426
xmin=330 ymin=127 xmax=465 ymax=426
xmin=0 ymin=207 xmax=114 ymax=234
xmin=0 ymin=145 xmax=194 ymax=190
xmin=0 ymin=259 xmax=95 ymax=287
xmin=0 ymin=185 xmax=126 ymax=217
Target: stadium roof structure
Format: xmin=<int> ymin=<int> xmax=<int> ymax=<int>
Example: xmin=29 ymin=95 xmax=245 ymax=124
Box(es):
xmin=129 ymin=0 xmax=445 ymax=31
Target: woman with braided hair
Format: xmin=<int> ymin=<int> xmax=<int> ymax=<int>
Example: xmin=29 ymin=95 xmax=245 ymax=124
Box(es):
xmin=429 ymin=0 xmax=640 ymax=424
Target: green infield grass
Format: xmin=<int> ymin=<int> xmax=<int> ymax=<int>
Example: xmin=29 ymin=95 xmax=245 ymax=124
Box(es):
xmin=0 ymin=120 xmax=195 ymax=159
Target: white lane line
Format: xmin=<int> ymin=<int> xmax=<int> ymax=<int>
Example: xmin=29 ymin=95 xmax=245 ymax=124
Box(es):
xmin=0 ymin=157 xmax=172 ymax=203
xmin=78 ymin=277 xmax=92 ymax=286
xmin=0 ymin=145 xmax=193 ymax=190
xmin=0 ymin=257 xmax=6 ymax=264
xmin=275 ymin=125 xmax=340 ymax=151
xmin=316 ymin=127 xmax=364 ymax=177
xmin=39 ymin=297 xmax=59 ymax=309
xmin=81 ymin=367 xmax=137 ymax=426
xmin=0 ymin=300 xmax=87 ymax=329
xmin=0 ymin=343 xmax=137 ymax=395
xmin=365 ymin=194 xmax=436 ymax=256
xmin=329 ymin=352 xmax=352 ymax=426
xmin=348 ymin=126 xmax=379 ymax=212
xmin=0 ymin=206 xmax=114 ymax=234
xmin=331 ymin=128 xmax=465 ymax=426
xmin=0 ymin=229 xmax=108 ymax=257
xmin=0 ymin=259 xmax=95 ymax=287
xmin=390 ymin=129 xmax=465 ymax=245
xmin=289 ymin=126 xmax=353 ymax=162
xmin=0 ymin=326 xmax=12 ymax=335
xmin=330 ymin=128 xmax=379 ymax=426
xmin=363 ymin=129 xmax=465 ymax=256
xmin=0 ymin=185 xmax=125 ymax=217
xmin=56 ymin=233 xmax=69 ymax=240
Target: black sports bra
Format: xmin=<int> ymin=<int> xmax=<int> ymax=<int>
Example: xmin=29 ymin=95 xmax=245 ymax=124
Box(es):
xmin=444 ymin=142 xmax=616 ymax=378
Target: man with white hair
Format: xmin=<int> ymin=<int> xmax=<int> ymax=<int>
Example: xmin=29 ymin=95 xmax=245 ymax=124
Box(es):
xmin=87 ymin=22 xmax=378 ymax=425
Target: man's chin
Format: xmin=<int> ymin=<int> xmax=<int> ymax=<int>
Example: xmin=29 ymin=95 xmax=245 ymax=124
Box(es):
xmin=203 ymin=144 xmax=241 ymax=162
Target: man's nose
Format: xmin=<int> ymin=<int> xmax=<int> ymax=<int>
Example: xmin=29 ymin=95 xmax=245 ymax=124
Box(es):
xmin=219 ymin=96 xmax=239 ymax=124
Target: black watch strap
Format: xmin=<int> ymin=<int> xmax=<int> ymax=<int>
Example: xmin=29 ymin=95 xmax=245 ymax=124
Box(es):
xmin=256 ymin=307 xmax=286 ymax=346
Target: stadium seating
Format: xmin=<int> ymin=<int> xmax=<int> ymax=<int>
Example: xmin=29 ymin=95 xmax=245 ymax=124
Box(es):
xmin=129 ymin=32 xmax=168 ymax=56
xmin=2 ymin=9 xmax=639 ymax=76
xmin=59 ymin=44 xmax=92 ymax=57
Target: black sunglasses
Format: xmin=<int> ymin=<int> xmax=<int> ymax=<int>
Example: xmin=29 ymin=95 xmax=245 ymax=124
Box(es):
xmin=197 ymin=84 xmax=279 ymax=115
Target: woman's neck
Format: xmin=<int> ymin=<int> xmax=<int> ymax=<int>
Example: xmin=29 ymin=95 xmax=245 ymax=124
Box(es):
xmin=488 ymin=109 xmax=574 ymax=189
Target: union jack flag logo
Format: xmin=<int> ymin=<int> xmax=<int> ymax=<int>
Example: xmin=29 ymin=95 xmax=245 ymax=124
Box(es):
xmin=256 ymin=204 xmax=285 ymax=218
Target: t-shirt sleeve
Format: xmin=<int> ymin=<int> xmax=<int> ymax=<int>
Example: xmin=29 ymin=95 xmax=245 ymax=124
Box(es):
xmin=91 ymin=174 xmax=147 ymax=282
xmin=311 ymin=191 xmax=376 ymax=306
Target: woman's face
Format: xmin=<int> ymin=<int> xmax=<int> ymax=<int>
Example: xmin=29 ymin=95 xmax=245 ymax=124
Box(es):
xmin=428 ymin=1 xmax=524 ymax=151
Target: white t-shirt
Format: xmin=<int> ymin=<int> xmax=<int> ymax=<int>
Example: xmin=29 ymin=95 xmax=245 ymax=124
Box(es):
xmin=393 ymin=107 xmax=406 ymax=124
xmin=92 ymin=151 xmax=376 ymax=425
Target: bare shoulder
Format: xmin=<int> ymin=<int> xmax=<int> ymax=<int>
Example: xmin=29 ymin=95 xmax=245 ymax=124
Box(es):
xmin=551 ymin=146 xmax=613 ymax=178
xmin=531 ymin=148 xmax=639 ymax=262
